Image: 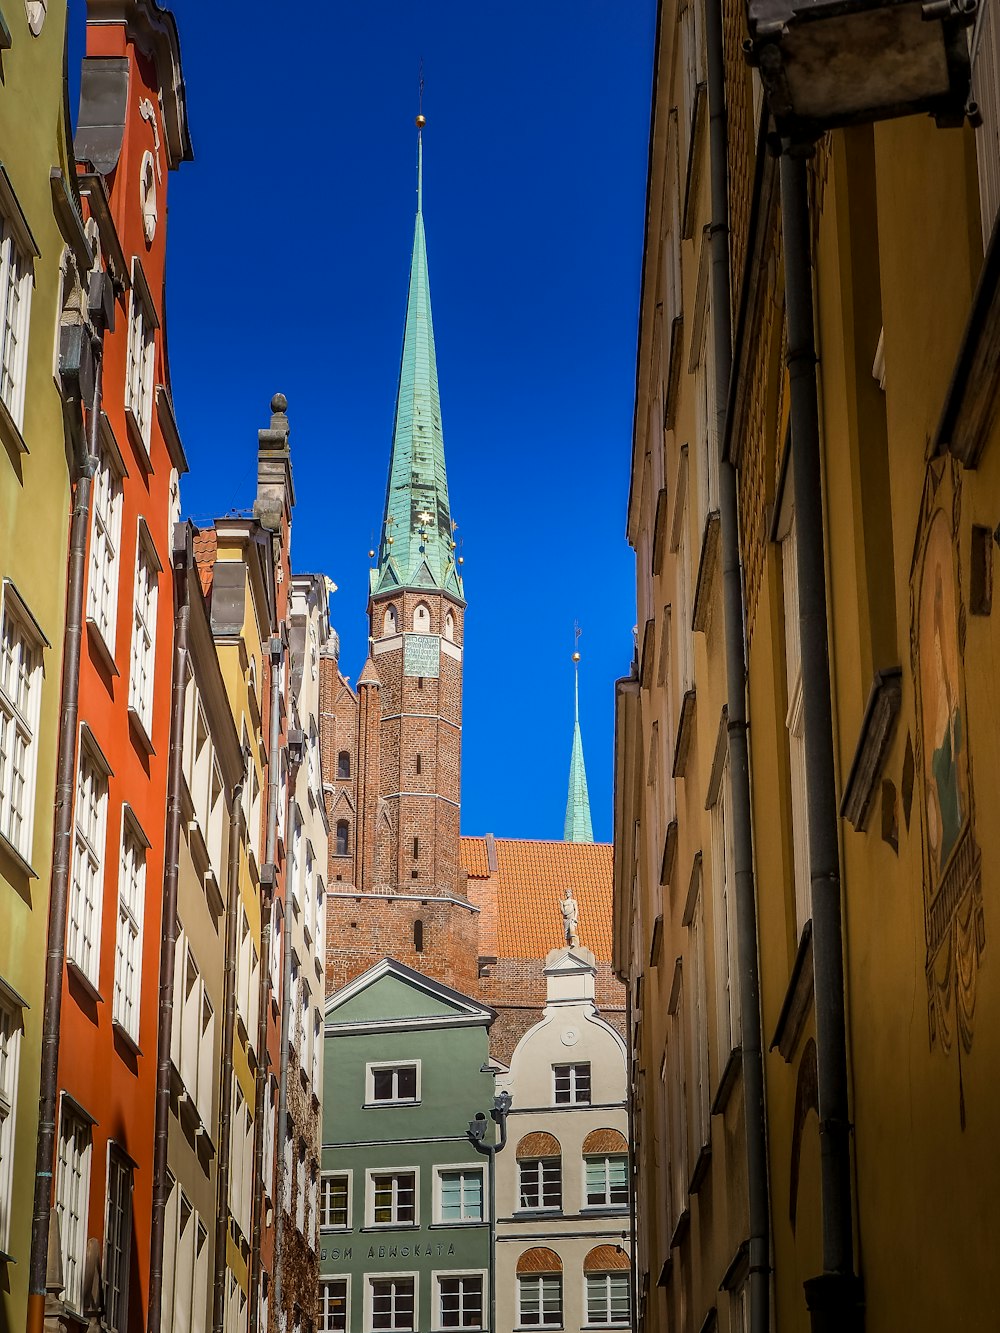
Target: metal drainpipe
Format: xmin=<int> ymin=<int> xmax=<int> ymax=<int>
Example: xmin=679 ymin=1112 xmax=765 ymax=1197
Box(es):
xmin=213 ymin=782 xmax=245 ymax=1333
xmin=704 ymin=0 xmax=773 ymax=1328
xmin=249 ymin=633 xmax=285 ymax=1328
xmin=148 ymin=524 xmax=193 ymax=1333
xmin=27 ymin=333 xmax=103 ymax=1333
xmin=467 ymin=1095 xmax=510 ymax=1333
xmin=625 ymin=985 xmax=638 ymax=1333
xmin=778 ymin=151 xmax=861 ymax=1330
xmin=273 ymin=744 xmax=303 ymax=1323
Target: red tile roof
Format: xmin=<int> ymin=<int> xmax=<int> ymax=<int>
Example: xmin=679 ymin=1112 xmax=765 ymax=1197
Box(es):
xmin=460 ymin=836 xmax=614 ymax=963
xmin=192 ymin=526 xmax=217 ymax=596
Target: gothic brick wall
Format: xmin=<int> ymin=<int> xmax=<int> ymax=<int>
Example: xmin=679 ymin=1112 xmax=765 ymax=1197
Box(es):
xmin=324 ymin=893 xmax=481 ymax=995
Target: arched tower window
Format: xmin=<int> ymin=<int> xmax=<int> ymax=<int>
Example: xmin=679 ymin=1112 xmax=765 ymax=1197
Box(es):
xmin=383 ymin=604 xmax=398 ymax=636
xmin=337 ymin=751 xmax=351 ymax=779
xmin=414 ymin=920 xmax=423 ymax=952
xmin=444 ymin=611 xmax=455 ymax=642
xmin=335 ymin=820 xmax=350 ymax=856
xmin=413 ymin=602 xmax=431 ymax=633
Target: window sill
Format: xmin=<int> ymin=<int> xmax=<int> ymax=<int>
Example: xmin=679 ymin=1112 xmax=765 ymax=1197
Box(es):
xmin=364 ymin=1101 xmax=421 ymax=1110
xmin=85 ymin=617 xmax=120 ymax=677
xmin=0 ymin=395 xmax=27 ymax=455
xmin=125 ymin=405 xmax=153 ymax=472
xmin=361 ymin=1222 xmax=419 ymax=1232
xmin=711 ymin=1045 xmax=742 ymax=1116
xmin=428 ymin=1219 xmax=487 ymax=1229
xmin=581 ymin=1205 xmax=630 ymax=1215
xmin=111 ymin=1018 xmax=142 ymax=1056
xmin=0 ymin=831 xmax=38 ymax=880
xmin=319 ymin=1225 xmax=351 ymax=1233
xmin=127 ymin=704 xmax=155 ymax=756
xmin=513 ymin=1208 xmax=563 ymax=1219
xmin=0 ymin=1249 xmax=14 ymax=1265
xmin=66 ymin=958 xmax=103 ymax=1004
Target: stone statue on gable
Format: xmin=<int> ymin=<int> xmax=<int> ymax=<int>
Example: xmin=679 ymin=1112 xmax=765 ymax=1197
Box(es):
xmin=561 ymin=886 xmax=580 ymax=948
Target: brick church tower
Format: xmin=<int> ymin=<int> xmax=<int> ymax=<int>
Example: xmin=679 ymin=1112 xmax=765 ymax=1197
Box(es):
xmin=323 ymin=121 xmax=479 ymax=994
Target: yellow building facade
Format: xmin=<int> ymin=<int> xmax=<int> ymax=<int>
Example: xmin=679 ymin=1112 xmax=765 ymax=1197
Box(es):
xmin=615 ymin=2 xmax=1000 ymax=1330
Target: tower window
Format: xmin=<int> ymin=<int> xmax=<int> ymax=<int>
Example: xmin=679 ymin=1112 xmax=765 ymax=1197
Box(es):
xmin=337 ymin=751 xmax=351 ymax=780
xmin=413 ymin=603 xmax=431 ymax=632
xmin=444 ymin=611 xmax=455 ymax=642
xmin=413 ymin=837 xmax=419 ymax=859
xmin=417 ymin=677 xmax=424 ymax=690
xmin=414 ymin=920 xmax=423 ymax=952
xmin=415 ymin=754 xmax=422 ymax=776
xmin=383 ymin=605 xmax=398 ymax=636
xmin=335 ymin=821 xmax=350 ymax=856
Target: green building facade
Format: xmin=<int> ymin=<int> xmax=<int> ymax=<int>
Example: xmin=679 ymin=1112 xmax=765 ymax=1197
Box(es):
xmin=320 ymin=960 xmax=496 ymax=1333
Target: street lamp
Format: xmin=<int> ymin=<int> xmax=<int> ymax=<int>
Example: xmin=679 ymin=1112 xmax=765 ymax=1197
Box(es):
xmin=467 ymin=1092 xmax=512 ymax=1333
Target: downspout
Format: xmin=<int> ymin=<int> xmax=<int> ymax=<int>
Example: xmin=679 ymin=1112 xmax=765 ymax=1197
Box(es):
xmin=467 ymin=1094 xmax=511 ymax=1333
xmin=625 ymin=985 xmax=638 ymax=1333
xmin=704 ymin=2 xmax=772 ymax=1329
xmin=273 ymin=743 xmax=300 ymax=1322
xmin=249 ymin=633 xmax=285 ymax=1326
xmin=778 ymin=151 xmax=862 ymax=1329
xmin=148 ymin=522 xmax=193 ymax=1333
xmin=27 ymin=323 xmax=103 ymax=1333
xmin=213 ymin=781 xmax=246 ymax=1333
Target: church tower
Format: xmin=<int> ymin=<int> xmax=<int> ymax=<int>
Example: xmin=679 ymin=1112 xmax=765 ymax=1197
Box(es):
xmin=325 ymin=118 xmax=476 ymax=994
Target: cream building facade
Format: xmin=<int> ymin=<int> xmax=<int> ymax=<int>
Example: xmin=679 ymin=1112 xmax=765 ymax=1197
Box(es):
xmin=494 ymin=941 xmax=631 ymax=1333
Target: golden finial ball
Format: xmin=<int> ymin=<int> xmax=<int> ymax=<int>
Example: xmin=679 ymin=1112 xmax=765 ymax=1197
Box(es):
xmin=572 ymin=651 xmax=581 ymax=663
xmin=368 ymin=549 xmax=375 ymax=559
xmin=415 ymin=114 xmax=427 ymax=129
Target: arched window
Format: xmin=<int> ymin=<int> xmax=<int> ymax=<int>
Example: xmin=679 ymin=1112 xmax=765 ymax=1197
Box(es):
xmin=383 ymin=604 xmax=398 ymax=636
xmin=444 ymin=611 xmax=455 ymax=642
xmin=516 ymin=1134 xmax=562 ymax=1212
xmin=516 ymin=1248 xmax=563 ymax=1327
xmin=413 ymin=603 xmax=431 ymax=633
xmin=583 ymin=1246 xmax=631 ymax=1327
xmin=582 ymin=1130 xmax=629 ymax=1208
xmin=335 ymin=821 xmax=349 ymax=856
xmin=337 ymin=751 xmax=351 ymax=779
xmin=413 ymin=920 xmax=423 ymax=952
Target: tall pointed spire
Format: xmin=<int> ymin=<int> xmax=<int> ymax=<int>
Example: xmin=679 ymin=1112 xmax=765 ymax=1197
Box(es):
xmin=564 ymin=649 xmax=595 ymax=843
xmin=372 ymin=116 xmax=463 ymax=601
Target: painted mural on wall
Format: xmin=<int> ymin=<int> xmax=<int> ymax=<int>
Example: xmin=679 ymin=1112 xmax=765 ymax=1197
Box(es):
xmin=909 ymin=458 xmax=984 ymax=1096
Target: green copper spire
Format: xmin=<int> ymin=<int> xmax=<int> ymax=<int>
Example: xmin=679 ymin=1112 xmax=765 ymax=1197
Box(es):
xmin=564 ymin=654 xmax=595 ymax=843
xmin=372 ymin=121 xmax=463 ymax=601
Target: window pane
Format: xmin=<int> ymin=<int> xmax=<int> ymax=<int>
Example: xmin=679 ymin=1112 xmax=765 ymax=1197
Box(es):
xmin=396 ymin=1065 xmax=417 ymax=1100
xmin=373 ymin=1069 xmax=393 ymax=1101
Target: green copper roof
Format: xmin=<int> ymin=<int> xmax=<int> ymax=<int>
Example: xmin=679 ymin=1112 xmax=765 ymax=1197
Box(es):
xmin=372 ymin=131 xmax=463 ymax=601
xmin=564 ymin=667 xmax=594 ymax=843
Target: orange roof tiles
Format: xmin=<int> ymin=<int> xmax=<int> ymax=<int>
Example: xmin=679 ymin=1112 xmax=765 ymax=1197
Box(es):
xmin=460 ymin=836 xmax=614 ymax=962
xmin=192 ymin=526 xmax=217 ymax=596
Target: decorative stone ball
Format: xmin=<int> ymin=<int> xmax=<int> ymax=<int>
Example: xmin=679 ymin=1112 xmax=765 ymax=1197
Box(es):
xmin=271 ymin=392 xmax=288 ymax=413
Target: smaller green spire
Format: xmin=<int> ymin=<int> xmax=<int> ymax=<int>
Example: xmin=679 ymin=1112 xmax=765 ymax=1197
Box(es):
xmin=564 ymin=653 xmax=594 ymax=843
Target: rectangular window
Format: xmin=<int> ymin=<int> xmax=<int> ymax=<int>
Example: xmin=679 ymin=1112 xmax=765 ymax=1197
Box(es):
xmin=0 ymin=992 xmax=23 ymax=1250
xmin=518 ymin=1158 xmax=561 ymax=1211
xmin=171 ymin=934 xmax=215 ymax=1127
xmin=689 ymin=882 xmax=711 ymax=1149
xmin=88 ymin=438 xmax=124 ymax=653
xmin=370 ymin=1276 xmax=415 ymax=1332
xmin=68 ymin=744 xmax=108 ymax=989
xmin=0 ymin=205 xmax=33 ymax=430
xmin=586 ymin=1273 xmax=630 ymax=1326
xmin=319 ymin=1279 xmax=348 ymax=1333
xmin=320 ymin=1173 xmax=350 ymax=1229
xmin=0 ymin=590 xmax=42 ymax=860
xmin=55 ymin=1103 xmax=92 ymax=1312
xmin=125 ymin=261 xmax=156 ymax=448
xmin=517 ymin=1275 xmax=561 ymax=1328
xmin=372 ymin=1171 xmax=416 ymax=1226
xmin=129 ymin=530 xmax=159 ymax=735
xmin=710 ymin=755 xmax=740 ymax=1058
xmin=780 ymin=503 xmax=811 ymax=937
xmin=585 ymin=1155 xmax=629 ymax=1208
xmin=161 ymin=1181 xmax=209 ymax=1333
xmin=438 ymin=1168 xmax=484 ymax=1222
xmin=113 ymin=822 xmax=146 ymax=1042
xmin=368 ymin=1062 xmax=419 ymax=1104
xmin=104 ymin=1147 xmax=133 ymax=1333
xmin=438 ymin=1274 xmax=484 ymax=1329
xmin=553 ymin=1062 xmax=591 ymax=1105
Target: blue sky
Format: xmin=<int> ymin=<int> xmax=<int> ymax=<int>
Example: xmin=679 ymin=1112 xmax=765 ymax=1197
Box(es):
xmin=75 ymin=2 xmax=654 ymax=842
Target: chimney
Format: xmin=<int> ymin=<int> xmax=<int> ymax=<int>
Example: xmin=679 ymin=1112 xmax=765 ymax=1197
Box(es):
xmin=253 ymin=392 xmax=295 ymax=533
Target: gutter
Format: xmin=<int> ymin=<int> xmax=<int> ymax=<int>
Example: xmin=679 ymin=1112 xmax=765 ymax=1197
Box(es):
xmin=27 ymin=311 xmax=105 ymax=1333
xmin=778 ymin=151 xmax=862 ymax=1330
xmin=213 ymin=778 xmax=246 ymax=1332
xmin=147 ymin=521 xmax=194 ymax=1333
xmin=704 ymin=4 xmax=772 ymax=1331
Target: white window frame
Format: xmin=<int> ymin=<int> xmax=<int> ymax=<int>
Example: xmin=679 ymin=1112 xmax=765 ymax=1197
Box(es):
xmin=0 ymin=986 xmax=23 ymax=1251
xmin=125 ymin=258 xmax=157 ymax=452
xmin=709 ymin=751 xmax=741 ymax=1061
xmin=582 ymin=1153 xmax=629 ymax=1210
xmin=365 ymin=1272 xmax=418 ymax=1333
xmin=365 ymin=1166 xmax=419 ymax=1228
xmin=0 ymin=169 xmax=37 ymax=433
xmin=434 ymin=1163 xmax=485 ymax=1224
xmin=128 ymin=521 xmax=160 ymax=738
xmin=87 ymin=427 xmax=125 ymax=656
xmin=55 ymin=1099 xmax=93 ymax=1313
xmin=112 ymin=810 xmax=148 ymax=1044
xmin=434 ymin=1269 xmax=487 ymax=1332
xmin=687 ymin=877 xmax=712 ymax=1150
xmin=104 ymin=1145 xmax=133 ymax=1333
xmin=667 ymin=976 xmax=689 ymax=1226
xmin=552 ymin=1062 xmax=591 ymax=1105
xmin=777 ymin=490 xmax=811 ymax=938
xmin=319 ymin=1276 xmax=350 ymax=1333
xmin=68 ymin=735 xmax=110 ymax=991
xmin=0 ymin=581 xmax=44 ymax=862
xmin=516 ymin=1272 xmax=562 ymax=1329
xmin=320 ymin=1170 xmax=352 ymax=1230
xmin=584 ymin=1271 xmax=631 ymax=1328
xmin=517 ymin=1156 xmax=562 ymax=1212
xmin=366 ymin=1059 xmax=421 ymax=1106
